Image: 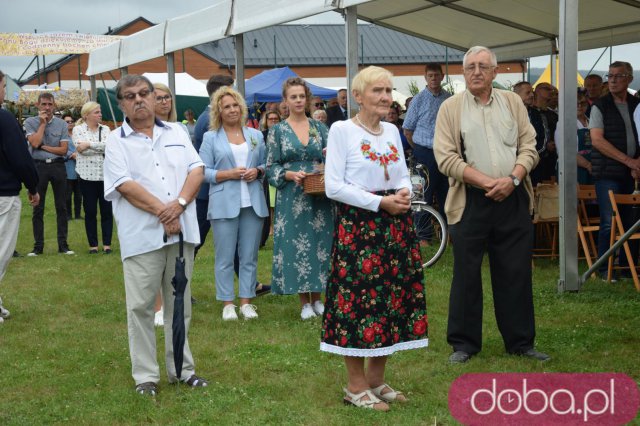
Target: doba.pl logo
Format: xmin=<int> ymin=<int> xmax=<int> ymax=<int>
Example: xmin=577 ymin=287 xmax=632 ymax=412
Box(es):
xmin=449 ymin=373 xmax=639 ymax=425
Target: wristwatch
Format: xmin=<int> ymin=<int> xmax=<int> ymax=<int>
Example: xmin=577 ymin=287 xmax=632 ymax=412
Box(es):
xmin=177 ymin=197 xmax=188 ymax=210
xmin=509 ymin=174 xmax=521 ymax=187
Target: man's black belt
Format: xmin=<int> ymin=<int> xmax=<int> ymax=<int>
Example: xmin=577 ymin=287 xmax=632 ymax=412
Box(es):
xmin=34 ymin=158 xmax=65 ymax=164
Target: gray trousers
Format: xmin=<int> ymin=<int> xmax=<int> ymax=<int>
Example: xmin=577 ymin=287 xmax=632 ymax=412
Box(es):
xmin=122 ymin=243 xmax=196 ymax=385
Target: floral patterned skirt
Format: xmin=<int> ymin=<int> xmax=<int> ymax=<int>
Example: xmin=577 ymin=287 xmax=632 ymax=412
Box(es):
xmin=320 ymin=195 xmax=429 ymax=357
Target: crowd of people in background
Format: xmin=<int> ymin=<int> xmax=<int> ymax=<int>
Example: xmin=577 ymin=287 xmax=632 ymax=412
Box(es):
xmin=1 ymin=49 xmax=639 ymax=406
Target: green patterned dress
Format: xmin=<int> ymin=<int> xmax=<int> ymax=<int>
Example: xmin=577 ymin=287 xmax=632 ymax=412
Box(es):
xmin=266 ymin=119 xmax=334 ymax=294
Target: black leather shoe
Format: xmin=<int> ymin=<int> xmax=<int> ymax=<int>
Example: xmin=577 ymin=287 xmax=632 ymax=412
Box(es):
xmin=516 ymin=348 xmax=551 ymax=362
xmin=449 ymin=351 xmax=471 ymax=364
xmin=255 ymin=283 xmax=271 ymax=297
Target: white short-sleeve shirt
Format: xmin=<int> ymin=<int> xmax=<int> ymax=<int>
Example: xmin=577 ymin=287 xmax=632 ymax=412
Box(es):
xmin=104 ymin=119 xmax=204 ymax=260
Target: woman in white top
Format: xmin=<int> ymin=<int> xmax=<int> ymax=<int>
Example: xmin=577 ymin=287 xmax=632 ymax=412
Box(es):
xmin=321 ymin=66 xmax=429 ymax=412
xmin=200 ymin=87 xmax=269 ymax=321
xmin=73 ymin=101 xmax=112 ymax=254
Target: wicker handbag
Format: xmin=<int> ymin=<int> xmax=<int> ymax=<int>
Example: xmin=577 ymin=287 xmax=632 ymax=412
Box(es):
xmin=303 ymin=172 xmax=325 ymax=196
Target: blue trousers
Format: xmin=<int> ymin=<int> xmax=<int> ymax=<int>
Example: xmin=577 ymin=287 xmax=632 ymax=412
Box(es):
xmin=594 ymin=178 xmax=638 ymax=273
xmin=211 ymin=207 xmax=264 ymax=301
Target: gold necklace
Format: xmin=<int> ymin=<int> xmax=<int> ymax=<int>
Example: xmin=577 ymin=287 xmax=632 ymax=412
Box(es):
xmin=355 ymin=114 xmax=383 ymax=136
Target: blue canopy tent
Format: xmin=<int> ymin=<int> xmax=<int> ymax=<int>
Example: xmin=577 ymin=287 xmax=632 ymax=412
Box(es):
xmin=244 ymin=66 xmax=337 ymax=105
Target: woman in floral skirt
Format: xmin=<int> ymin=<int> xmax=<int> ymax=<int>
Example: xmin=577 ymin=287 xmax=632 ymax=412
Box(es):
xmin=266 ymin=77 xmax=333 ymax=320
xmin=322 ymin=66 xmax=428 ymax=412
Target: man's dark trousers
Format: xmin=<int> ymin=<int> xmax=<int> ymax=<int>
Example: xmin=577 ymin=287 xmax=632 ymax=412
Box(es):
xmin=447 ymin=185 xmax=535 ymax=355
xmin=33 ymin=162 xmax=69 ymax=251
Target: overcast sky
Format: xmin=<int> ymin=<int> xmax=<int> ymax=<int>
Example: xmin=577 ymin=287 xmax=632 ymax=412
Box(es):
xmin=1 ymin=1 xmax=639 ymax=80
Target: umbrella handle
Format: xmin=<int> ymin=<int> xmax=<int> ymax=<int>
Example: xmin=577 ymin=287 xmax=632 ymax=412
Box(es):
xmin=162 ymin=231 xmax=184 ymax=258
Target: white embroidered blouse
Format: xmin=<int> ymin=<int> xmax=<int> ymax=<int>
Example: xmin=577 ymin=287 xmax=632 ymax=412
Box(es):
xmin=324 ymin=120 xmax=411 ymax=211
xmin=72 ymin=122 xmax=110 ymax=181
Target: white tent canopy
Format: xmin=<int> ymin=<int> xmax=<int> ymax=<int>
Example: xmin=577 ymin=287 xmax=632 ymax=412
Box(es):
xmin=348 ymin=0 xmax=640 ymax=61
xmin=87 ymin=0 xmax=640 ymax=76
xmin=142 ymin=72 xmax=208 ymax=97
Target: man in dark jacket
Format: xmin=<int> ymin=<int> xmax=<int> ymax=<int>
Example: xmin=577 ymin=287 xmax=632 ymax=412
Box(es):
xmin=326 ymin=88 xmax=348 ymax=128
xmin=590 ymin=61 xmax=640 ymax=279
xmin=0 ymin=70 xmax=40 ymax=323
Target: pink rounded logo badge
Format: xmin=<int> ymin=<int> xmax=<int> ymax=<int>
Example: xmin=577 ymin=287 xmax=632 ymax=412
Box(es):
xmin=449 ymin=373 xmax=639 ymax=425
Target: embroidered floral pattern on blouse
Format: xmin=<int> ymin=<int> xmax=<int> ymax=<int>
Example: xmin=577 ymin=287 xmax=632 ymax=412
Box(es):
xmin=360 ymin=139 xmax=400 ymax=180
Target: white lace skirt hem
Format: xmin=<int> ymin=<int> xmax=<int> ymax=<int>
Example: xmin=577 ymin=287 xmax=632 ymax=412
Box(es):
xmin=319 ymin=339 xmax=429 ymax=357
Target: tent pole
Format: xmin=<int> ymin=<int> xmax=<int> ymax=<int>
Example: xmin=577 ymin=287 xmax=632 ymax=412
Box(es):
xmin=344 ymin=6 xmax=358 ymax=119
xmin=90 ymin=76 xmax=97 ymax=101
xmin=558 ymin=0 xmax=579 ymax=292
xmin=235 ymin=34 xmax=245 ymax=98
xmin=166 ymin=52 xmax=176 ymax=100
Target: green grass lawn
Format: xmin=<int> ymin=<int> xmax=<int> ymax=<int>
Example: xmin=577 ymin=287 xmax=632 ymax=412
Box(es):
xmin=1 ymin=192 xmax=639 ymax=425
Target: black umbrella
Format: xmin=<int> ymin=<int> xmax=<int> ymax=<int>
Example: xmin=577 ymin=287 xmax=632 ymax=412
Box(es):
xmin=168 ymin=231 xmax=187 ymax=381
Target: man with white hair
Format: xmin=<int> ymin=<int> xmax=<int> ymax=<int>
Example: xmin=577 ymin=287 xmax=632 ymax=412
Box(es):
xmin=434 ymin=46 xmax=549 ymax=364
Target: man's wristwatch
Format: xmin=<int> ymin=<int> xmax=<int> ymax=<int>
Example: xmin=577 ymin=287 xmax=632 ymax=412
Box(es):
xmin=509 ymin=174 xmax=521 ymax=187
xmin=177 ymin=197 xmax=188 ymax=210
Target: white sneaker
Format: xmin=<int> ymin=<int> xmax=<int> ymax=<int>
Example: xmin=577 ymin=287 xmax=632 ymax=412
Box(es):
xmin=59 ymin=249 xmax=75 ymax=255
xmin=222 ymin=304 xmax=238 ymax=321
xmin=312 ymin=300 xmax=324 ymax=316
xmin=154 ymin=308 xmax=164 ymax=327
xmin=0 ymin=297 xmax=9 ymax=319
xmin=300 ymin=303 xmax=316 ymax=320
xmin=240 ymin=304 xmax=258 ymax=320
xmin=26 ymin=251 xmax=39 ymax=257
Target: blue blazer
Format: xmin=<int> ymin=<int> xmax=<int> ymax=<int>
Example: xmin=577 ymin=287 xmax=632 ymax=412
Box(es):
xmin=200 ymin=126 xmax=269 ymax=220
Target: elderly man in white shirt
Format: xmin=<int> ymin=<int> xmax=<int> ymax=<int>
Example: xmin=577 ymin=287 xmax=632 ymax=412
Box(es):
xmin=104 ymin=74 xmax=207 ymax=396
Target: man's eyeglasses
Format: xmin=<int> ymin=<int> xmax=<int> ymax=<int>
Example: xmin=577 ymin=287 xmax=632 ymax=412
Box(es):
xmin=314 ymin=103 xmax=324 ymax=108
xmin=122 ymin=89 xmax=152 ymax=101
xmin=155 ymin=95 xmax=172 ymax=103
xmin=605 ymin=74 xmax=630 ymax=80
xmin=463 ymin=64 xmax=495 ymax=74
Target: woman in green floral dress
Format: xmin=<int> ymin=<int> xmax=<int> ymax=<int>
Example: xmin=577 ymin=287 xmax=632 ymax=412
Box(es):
xmin=266 ymin=77 xmax=334 ymax=320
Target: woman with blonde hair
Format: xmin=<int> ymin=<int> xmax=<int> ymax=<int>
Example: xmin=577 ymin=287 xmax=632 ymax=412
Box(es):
xmin=321 ymin=66 xmax=428 ymax=411
xmin=200 ymin=86 xmax=268 ymax=321
xmin=266 ymin=77 xmax=333 ymax=320
xmin=72 ymin=101 xmax=113 ymax=254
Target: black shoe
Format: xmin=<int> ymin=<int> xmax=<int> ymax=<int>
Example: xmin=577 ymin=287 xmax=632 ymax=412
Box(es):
xmin=13 ymin=250 xmax=21 ymax=258
xmin=89 ymin=249 xmax=99 ymax=254
xmin=449 ymin=351 xmax=471 ymax=364
xmin=255 ymin=282 xmax=271 ymax=297
xmin=58 ymin=247 xmax=75 ymax=255
xmin=514 ymin=348 xmax=551 ymax=362
xmin=27 ymin=249 xmax=43 ymax=257
xmin=103 ymin=248 xmax=112 ymax=254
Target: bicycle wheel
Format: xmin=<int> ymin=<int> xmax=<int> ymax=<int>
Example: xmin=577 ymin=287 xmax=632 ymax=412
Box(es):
xmin=411 ymin=201 xmax=447 ymax=268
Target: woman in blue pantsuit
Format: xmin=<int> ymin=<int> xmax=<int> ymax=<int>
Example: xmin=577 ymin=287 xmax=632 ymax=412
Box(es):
xmin=200 ymin=87 xmax=269 ymax=321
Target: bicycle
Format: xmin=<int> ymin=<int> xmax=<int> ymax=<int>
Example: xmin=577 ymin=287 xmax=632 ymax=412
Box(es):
xmin=406 ymin=155 xmax=448 ymax=268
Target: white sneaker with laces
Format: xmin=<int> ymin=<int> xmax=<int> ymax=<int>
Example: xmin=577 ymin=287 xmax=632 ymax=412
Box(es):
xmin=26 ymin=252 xmax=39 ymax=257
xmin=154 ymin=308 xmax=164 ymax=327
xmin=300 ymin=303 xmax=316 ymax=320
xmin=222 ymin=304 xmax=238 ymax=321
xmin=240 ymin=304 xmax=258 ymax=320
xmin=312 ymin=300 xmax=324 ymax=316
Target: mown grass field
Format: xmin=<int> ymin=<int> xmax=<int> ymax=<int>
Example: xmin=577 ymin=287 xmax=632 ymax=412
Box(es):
xmin=1 ymin=192 xmax=639 ymax=425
